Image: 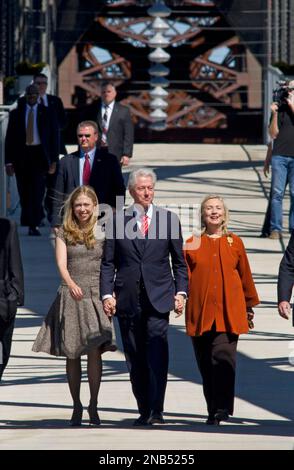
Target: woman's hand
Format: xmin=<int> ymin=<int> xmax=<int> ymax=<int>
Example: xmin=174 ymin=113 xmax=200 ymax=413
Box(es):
xmin=68 ymin=282 xmax=83 ymax=300
xmin=247 ymin=309 xmax=254 ymax=329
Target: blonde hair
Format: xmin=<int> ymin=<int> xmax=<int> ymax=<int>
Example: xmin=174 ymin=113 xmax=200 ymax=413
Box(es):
xmin=63 ymin=186 xmax=98 ymax=249
xmin=200 ymin=195 xmax=229 ymax=235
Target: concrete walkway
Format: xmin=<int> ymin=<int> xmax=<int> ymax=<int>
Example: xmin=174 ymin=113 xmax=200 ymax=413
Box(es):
xmin=0 ymin=144 xmax=293 ymax=450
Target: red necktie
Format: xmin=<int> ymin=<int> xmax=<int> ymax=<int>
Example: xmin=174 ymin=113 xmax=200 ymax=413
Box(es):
xmin=140 ymin=214 xmax=149 ymax=236
xmin=82 ymin=153 xmax=91 ymax=185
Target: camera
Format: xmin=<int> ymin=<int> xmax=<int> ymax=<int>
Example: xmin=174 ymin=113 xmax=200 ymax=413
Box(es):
xmin=272 ymin=80 xmax=294 ymax=108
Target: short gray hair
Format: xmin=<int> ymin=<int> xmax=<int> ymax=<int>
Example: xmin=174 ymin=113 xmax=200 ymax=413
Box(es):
xmin=77 ymin=121 xmax=98 ymax=133
xmin=128 ymin=168 xmax=157 ymax=190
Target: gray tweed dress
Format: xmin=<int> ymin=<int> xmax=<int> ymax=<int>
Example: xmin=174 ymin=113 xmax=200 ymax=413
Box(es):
xmin=32 ymin=228 xmax=116 ymax=359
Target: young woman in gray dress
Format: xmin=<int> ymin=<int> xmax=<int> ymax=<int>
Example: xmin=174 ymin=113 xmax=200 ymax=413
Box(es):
xmin=33 ymin=186 xmax=116 ymax=426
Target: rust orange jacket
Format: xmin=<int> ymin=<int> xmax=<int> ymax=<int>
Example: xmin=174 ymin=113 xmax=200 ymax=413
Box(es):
xmin=184 ymin=233 xmax=259 ymax=336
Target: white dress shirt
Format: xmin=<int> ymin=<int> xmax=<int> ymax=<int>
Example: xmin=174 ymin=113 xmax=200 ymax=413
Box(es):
xmin=101 ymin=100 xmax=115 ymax=129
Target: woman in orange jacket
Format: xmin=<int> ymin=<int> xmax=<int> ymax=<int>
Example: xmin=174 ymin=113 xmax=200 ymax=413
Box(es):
xmin=184 ymin=195 xmax=259 ymax=425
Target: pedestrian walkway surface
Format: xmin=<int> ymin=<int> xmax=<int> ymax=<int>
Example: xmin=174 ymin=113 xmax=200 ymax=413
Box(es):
xmin=0 ymin=144 xmax=293 ymax=450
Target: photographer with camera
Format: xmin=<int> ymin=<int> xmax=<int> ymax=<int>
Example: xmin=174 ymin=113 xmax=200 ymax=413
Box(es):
xmin=266 ymin=79 xmax=294 ymax=239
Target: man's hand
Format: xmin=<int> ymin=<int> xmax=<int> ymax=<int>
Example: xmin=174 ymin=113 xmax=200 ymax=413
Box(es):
xmin=270 ymin=102 xmax=279 ymax=113
xmin=263 ymin=161 xmax=270 ymax=178
xmin=120 ymin=156 xmax=130 ymax=167
xmin=48 ymin=162 xmax=57 ymax=175
xmin=278 ymin=301 xmax=291 ymax=320
xmin=5 ymin=164 xmax=15 ymax=177
xmin=103 ymin=296 xmax=116 ymax=317
xmin=174 ymin=294 xmax=185 ymax=317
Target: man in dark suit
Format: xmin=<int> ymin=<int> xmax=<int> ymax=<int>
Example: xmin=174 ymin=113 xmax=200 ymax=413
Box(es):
xmin=100 ymin=168 xmax=188 ymax=426
xmin=5 ymin=84 xmax=59 ymax=235
xmin=0 ymin=218 xmax=24 ymax=380
xmin=278 ymin=233 xmax=294 ymax=325
xmin=18 ymin=73 xmax=67 ymax=222
xmin=18 ymin=73 xmax=67 ymax=153
xmin=83 ymin=81 xmax=134 ymax=166
xmin=51 ymin=120 xmax=126 ymax=227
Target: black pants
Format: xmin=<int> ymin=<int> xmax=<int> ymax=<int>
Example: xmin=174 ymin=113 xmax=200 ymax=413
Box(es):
xmin=0 ymin=317 xmax=15 ymax=380
xmin=15 ymin=146 xmax=47 ymax=227
xmin=118 ymin=289 xmax=169 ymax=417
xmin=192 ymin=329 xmax=238 ymax=416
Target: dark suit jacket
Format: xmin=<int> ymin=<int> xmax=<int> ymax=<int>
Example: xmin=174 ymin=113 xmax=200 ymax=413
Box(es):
xmin=51 ymin=148 xmax=126 ymax=226
xmin=82 ymin=100 xmax=134 ymax=161
xmin=5 ymin=102 xmax=59 ymax=169
xmin=19 ymin=94 xmax=66 ymax=129
xmin=100 ymin=205 xmax=188 ymax=315
xmin=278 ymin=232 xmax=294 ymax=303
xmin=0 ymin=218 xmax=24 ymax=309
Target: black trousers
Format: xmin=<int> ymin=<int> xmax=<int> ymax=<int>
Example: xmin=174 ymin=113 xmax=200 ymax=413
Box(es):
xmin=15 ymin=146 xmax=47 ymax=227
xmin=118 ymin=289 xmax=169 ymax=417
xmin=0 ymin=317 xmax=15 ymax=380
xmin=192 ymin=329 xmax=238 ymax=416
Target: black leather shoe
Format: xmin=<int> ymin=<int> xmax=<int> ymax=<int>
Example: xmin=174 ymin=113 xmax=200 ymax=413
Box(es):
xmin=133 ymin=415 xmax=152 ymax=426
xmin=205 ymin=414 xmax=217 ymax=425
xmin=148 ymin=411 xmax=165 ymax=425
xmin=214 ymin=409 xmax=229 ymax=424
xmin=28 ymin=227 xmax=41 ymax=236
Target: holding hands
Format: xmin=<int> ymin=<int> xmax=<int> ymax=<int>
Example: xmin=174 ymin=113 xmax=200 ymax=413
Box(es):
xmin=278 ymin=301 xmax=291 ymax=320
xmin=103 ymin=296 xmax=116 ymax=317
xmin=174 ymin=294 xmax=186 ymax=317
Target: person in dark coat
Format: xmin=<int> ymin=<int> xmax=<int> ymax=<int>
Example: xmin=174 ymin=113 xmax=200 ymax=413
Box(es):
xmin=5 ymin=84 xmax=59 ymax=235
xmin=0 ymin=218 xmax=24 ymax=380
xmin=278 ymin=233 xmax=294 ymax=325
xmin=51 ymin=120 xmax=126 ymax=228
xmin=100 ymin=168 xmax=188 ymax=426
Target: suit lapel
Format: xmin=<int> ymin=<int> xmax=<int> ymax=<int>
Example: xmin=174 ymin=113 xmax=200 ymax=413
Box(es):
xmin=89 ymin=149 xmax=102 ymax=184
xmin=108 ymin=102 xmax=118 ymax=130
xmin=97 ymin=101 xmax=103 ymax=131
xmin=71 ymin=152 xmax=80 ymax=187
xmin=124 ymin=206 xmax=145 ymax=257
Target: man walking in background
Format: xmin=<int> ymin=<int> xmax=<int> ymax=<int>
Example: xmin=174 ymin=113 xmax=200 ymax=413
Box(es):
xmin=51 ymin=120 xmax=125 ymax=227
xmin=5 ymin=84 xmax=59 ymax=236
xmin=83 ymin=81 xmax=134 ymax=167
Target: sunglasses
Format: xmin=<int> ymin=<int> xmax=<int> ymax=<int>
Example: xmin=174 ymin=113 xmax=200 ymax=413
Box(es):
xmin=78 ymin=134 xmax=91 ymax=138
xmin=35 ymin=81 xmax=47 ymax=85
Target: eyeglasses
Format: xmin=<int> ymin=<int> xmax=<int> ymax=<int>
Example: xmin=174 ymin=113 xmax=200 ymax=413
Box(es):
xmin=78 ymin=134 xmax=91 ymax=138
xmin=35 ymin=81 xmax=47 ymax=85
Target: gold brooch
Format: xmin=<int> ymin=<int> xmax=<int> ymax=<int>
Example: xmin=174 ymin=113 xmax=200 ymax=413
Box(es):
xmin=227 ymin=236 xmax=233 ymax=246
